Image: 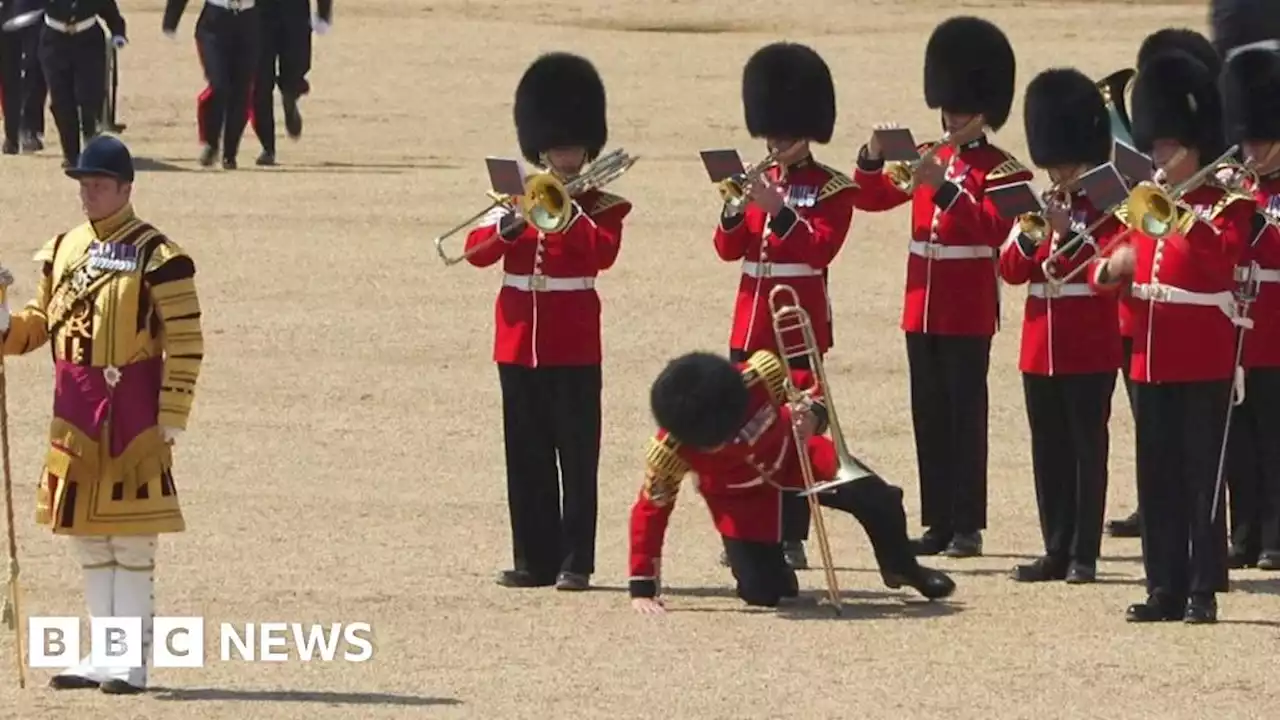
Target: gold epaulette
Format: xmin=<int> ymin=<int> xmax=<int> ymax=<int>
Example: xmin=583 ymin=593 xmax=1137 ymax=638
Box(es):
xmin=33 ymin=235 xmax=60 ymax=264
xmin=815 ymin=163 xmax=858 ymax=201
xmin=1111 ymin=205 xmax=1129 ymax=226
xmin=591 ymin=191 xmax=630 ymax=216
xmin=642 ymin=435 xmax=689 ymax=507
xmin=144 ymin=234 xmax=190 ymax=275
xmin=987 ymin=154 xmax=1031 ymax=182
xmin=744 ymin=350 xmax=787 ymax=405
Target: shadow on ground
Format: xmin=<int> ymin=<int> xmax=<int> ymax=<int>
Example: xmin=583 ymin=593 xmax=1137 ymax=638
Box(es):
xmin=149 ymin=687 xmax=461 ymax=706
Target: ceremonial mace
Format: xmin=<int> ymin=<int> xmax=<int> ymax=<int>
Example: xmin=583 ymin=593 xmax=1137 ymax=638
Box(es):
xmin=0 ymin=274 xmax=26 ymax=689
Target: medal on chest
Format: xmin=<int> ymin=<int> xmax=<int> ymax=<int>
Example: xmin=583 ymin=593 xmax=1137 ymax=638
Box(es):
xmin=785 ymin=185 xmax=818 ymax=208
xmin=88 ymin=241 xmax=140 ymax=272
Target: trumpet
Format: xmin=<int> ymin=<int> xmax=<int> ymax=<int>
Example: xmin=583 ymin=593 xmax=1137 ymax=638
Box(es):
xmin=434 ymin=148 xmax=638 ymax=266
xmin=718 ymin=148 xmax=781 ymax=210
xmin=1016 ymin=184 xmax=1073 ymax=246
xmin=883 ymin=116 xmax=983 ymax=193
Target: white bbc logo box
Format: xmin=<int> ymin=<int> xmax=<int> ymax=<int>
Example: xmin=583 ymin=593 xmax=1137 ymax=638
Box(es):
xmin=29 ymin=617 xmax=206 ymax=668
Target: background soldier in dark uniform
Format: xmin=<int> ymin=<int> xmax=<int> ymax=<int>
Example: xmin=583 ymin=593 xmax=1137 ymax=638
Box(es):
xmin=163 ymin=0 xmax=261 ymax=169
xmin=251 ymin=0 xmax=331 ymax=166
xmin=1 ymin=0 xmax=49 ymax=154
xmin=38 ymin=0 xmax=123 ymax=167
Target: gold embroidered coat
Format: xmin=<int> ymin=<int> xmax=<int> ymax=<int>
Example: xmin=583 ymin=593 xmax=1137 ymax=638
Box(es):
xmin=2 ymin=204 xmax=204 ymax=536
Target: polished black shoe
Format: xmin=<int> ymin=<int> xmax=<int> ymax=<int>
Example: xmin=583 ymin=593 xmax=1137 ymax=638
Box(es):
xmin=1106 ymin=510 xmax=1141 ymax=538
xmin=1 ymin=138 xmax=16 ymax=155
xmin=495 ymin=570 xmax=556 ymax=588
xmin=20 ymin=132 xmax=43 ymax=153
xmin=49 ymin=674 xmax=99 ymax=690
xmin=283 ymin=95 xmax=303 ymax=138
xmin=884 ymin=566 xmax=956 ymax=600
xmin=1125 ymin=595 xmax=1184 ymax=622
xmin=256 ymin=151 xmax=276 ymax=166
xmin=199 ymin=145 xmax=217 ymax=167
xmin=1065 ymin=562 xmax=1096 ymax=584
xmin=911 ymin=528 xmax=952 ymax=556
xmin=1010 ymin=556 xmax=1068 ymax=582
xmin=222 ymin=157 xmax=237 ymax=170
xmin=554 ymin=572 xmax=590 ymax=591
xmin=1184 ymin=594 xmax=1218 ymax=624
xmin=1257 ymin=550 xmax=1280 ymax=571
xmin=99 ymin=679 xmax=145 ymax=695
xmin=944 ymin=531 xmax=983 ymax=558
xmin=783 ymin=541 xmax=809 ymax=570
xmin=1227 ymin=547 xmax=1258 ymax=569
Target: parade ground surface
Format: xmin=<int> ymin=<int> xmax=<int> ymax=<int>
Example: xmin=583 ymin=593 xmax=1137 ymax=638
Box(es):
xmin=1 ymin=1 xmax=1277 ymax=718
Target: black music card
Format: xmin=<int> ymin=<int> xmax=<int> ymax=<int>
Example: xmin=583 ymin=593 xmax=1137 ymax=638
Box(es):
xmin=986 ymin=181 xmax=1044 ymax=219
xmin=699 ymin=149 xmax=746 ymax=182
xmin=485 ymin=157 xmax=526 ymax=197
xmin=1112 ymin=141 xmax=1155 ymax=183
xmin=1076 ymin=163 xmax=1130 ymax=210
xmin=872 ymin=127 xmax=921 ymax=162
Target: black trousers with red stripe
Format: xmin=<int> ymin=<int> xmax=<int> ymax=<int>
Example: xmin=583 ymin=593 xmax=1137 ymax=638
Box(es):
xmin=195 ymin=4 xmax=260 ymax=160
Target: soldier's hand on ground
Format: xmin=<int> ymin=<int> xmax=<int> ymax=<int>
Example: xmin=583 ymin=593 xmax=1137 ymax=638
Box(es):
xmin=631 ymin=597 xmax=666 ymax=615
xmin=112 ymin=35 xmax=127 ymax=49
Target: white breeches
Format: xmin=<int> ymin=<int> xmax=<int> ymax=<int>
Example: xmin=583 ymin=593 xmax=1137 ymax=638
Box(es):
xmin=61 ymin=535 xmax=158 ymax=688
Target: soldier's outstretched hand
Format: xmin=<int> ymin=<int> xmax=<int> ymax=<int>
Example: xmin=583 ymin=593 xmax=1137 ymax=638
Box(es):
xmin=631 ymin=597 xmax=667 ymax=615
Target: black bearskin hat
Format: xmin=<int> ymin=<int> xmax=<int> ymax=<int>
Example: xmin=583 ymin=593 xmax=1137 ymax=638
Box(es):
xmin=924 ymin=16 xmax=1017 ymax=131
xmin=1130 ymin=50 xmax=1225 ymax=164
xmin=1136 ymin=28 xmax=1220 ymax=74
xmin=742 ymin=42 xmax=836 ymax=143
xmin=513 ymin=52 xmax=607 ymax=166
xmin=650 ymin=353 xmax=749 ymax=449
xmin=1210 ymin=0 xmax=1280 ymax=59
xmin=1023 ymin=68 xmax=1112 ymax=168
xmin=1223 ymin=50 xmax=1280 ymax=142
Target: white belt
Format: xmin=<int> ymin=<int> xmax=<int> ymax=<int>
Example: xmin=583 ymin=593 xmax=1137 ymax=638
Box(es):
xmin=501 ymin=273 xmax=595 ymax=292
xmin=1028 ymin=282 xmax=1096 ymax=299
xmin=45 ymin=17 xmax=97 ymax=33
xmin=207 ymin=0 xmax=256 ymax=10
xmin=741 ymin=261 xmax=820 ymax=279
xmin=1235 ymin=266 xmax=1280 ymax=283
xmin=908 ymin=241 xmax=995 ymax=260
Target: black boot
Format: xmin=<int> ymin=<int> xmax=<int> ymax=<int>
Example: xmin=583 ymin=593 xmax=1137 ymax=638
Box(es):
xmin=1184 ymin=593 xmax=1218 ymax=624
xmin=884 ymin=565 xmax=956 ymax=600
xmin=282 ymin=94 xmax=303 ymax=138
xmin=1010 ymin=556 xmax=1067 ymax=582
xmin=495 ymin=570 xmax=555 ymax=588
xmin=1107 ymin=510 xmax=1141 ymax=538
xmin=1125 ymin=593 xmax=1184 ymax=622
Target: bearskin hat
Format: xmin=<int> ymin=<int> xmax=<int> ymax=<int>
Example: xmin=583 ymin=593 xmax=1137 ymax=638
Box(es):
xmin=1210 ymin=0 xmax=1280 ymax=59
xmin=742 ymin=42 xmax=836 ymax=144
xmin=513 ymin=52 xmax=607 ymax=166
xmin=923 ymin=16 xmax=1017 ymax=131
xmin=650 ymin=353 xmax=749 ymax=449
xmin=1223 ymin=50 xmax=1280 ymax=142
xmin=1130 ymin=50 xmax=1226 ymax=164
xmin=1136 ymin=28 xmax=1220 ymax=74
xmin=1023 ymin=69 xmax=1112 ymax=168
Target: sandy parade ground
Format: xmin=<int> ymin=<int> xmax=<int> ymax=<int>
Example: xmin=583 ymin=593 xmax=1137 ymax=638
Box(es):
xmin=0 ymin=1 xmax=1276 ymax=718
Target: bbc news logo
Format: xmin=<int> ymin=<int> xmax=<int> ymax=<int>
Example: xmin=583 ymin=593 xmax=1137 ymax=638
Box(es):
xmin=28 ymin=617 xmax=375 ymax=668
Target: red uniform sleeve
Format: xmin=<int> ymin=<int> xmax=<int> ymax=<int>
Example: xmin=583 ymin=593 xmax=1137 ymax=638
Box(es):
xmin=998 ymin=224 xmax=1040 ymax=285
xmin=767 ymin=188 xmax=856 ymax=269
xmin=713 ymin=205 xmax=765 ymax=261
xmin=849 ymin=146 xmax=912 ymax=212
xmin=628 ymin=435 xmax=691 ymax=598
xmin=934 ymin=165 xmax=1035 ymax=248
xmin=563 ymin=198 xmax=632 ymax=271
xmin=463 ymin=207 xmax=535 ymax=268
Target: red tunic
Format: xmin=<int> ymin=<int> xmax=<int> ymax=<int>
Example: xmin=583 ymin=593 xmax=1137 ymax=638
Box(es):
xmin=464 ymin=188 xmax=631 ymax=367
xmin=998 ymin=191 xmax=1124 ymax=376
xmin=853 ymin=135 xmax=1034 ymax=336
xmin=627 ymin=352 xmax=838 ymax=586
xmin=1087 ymin=182 xmax=1256 ymax=383
xmin=713 ymin=158 xmax=856 ymax=354
xmin=1240 ymin=174 xmax=1280 ymax=369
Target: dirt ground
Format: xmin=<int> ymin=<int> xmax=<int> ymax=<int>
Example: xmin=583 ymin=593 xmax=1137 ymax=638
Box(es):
xmin=0 ymin=0 xmax=1276 ymax=718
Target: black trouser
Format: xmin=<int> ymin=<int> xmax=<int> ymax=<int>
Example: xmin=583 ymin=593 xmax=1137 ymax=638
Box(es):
xmin=722 ymin=473 xmax=921 ymax=606
xmin=0 ymin=31 xmax=18 ymax=142
xmin=195 ymin=5 xmax=261 ymax=159
xmin=1114 ymin=337 xmax=1139 ymax=520
xmin=730 ymin=347 xmax=811 ymax=543
xmin=1023 ymin=372 xmax=1115 ymax=564
xmin=1 ymin=28 xmax=43 ymax=141
xmin=23 ymin=26 xmax=48 ymax=137
xmin=38 ymin=26 xmax=103 ymax=162
xmin=1135 ymin=381 xmax=1232 ymax=599
xmin=497 ymin=363 xmax=601 ymax=580
xmin=252 ymin=0 xmax=311 ymax=153
xmin=905 ymin=332 xmax=992 ymax=534
xmin=1227 ymin=367 xmax=1280 ymax=555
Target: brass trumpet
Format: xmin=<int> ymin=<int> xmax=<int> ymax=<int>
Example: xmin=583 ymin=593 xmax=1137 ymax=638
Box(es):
xmin=883 ymin=116 xmax=983 ymax=193
xmin=1016 ymin=184 xmax=1073 ymax=246
xmin=434 ymin=148 xmax=638 ymax=266
xmin=718 ymin=148 xmax=781 ymax=210
xmin=1125 ymin=145 xmax=1242 ymax=239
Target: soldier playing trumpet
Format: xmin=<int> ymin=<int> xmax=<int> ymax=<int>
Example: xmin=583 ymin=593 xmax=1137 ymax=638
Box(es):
xmin=711 ymin=42 xmax=858 ymax=571
xmin=461 ymin=52 xmax=631 ymax=592
xmin=853 ymin=16 xmax=1033 ymax=558
xmin=997 ymin=68 xmax=1125 ymax=584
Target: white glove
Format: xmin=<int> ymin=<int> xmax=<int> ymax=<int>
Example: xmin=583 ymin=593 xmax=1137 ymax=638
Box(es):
xmin=0 ymin=305 xmax=10 ymax=335
xmin=162 ymin=426 xmax=183 ymax=444
xmin=111 ymin=35 xmax=127 ymax=49
xmin=312 ymin=16 xmax=331 ymax=35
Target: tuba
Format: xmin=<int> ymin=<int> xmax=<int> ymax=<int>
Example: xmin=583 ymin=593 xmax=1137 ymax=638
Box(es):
xmin=1096 ymin=68 xmax=1136 ymax=146
xmin=434 ymin=148 xmax=637 ymax=266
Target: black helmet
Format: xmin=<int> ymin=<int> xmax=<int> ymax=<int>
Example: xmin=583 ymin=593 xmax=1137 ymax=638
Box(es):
xmin=66 ymin=135 xmax=135 ymax=183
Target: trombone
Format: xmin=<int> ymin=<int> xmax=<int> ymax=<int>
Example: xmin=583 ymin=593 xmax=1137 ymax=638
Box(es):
xmin=434 ymin=148 xmax=638 ymax=266
xmin=718 ymin=148 xmax=780 ymax=210
xmin=1016 ymin=183 xmax=1073 ymax=246
xmin=883 ymin=116 xmax=984 ymax=193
